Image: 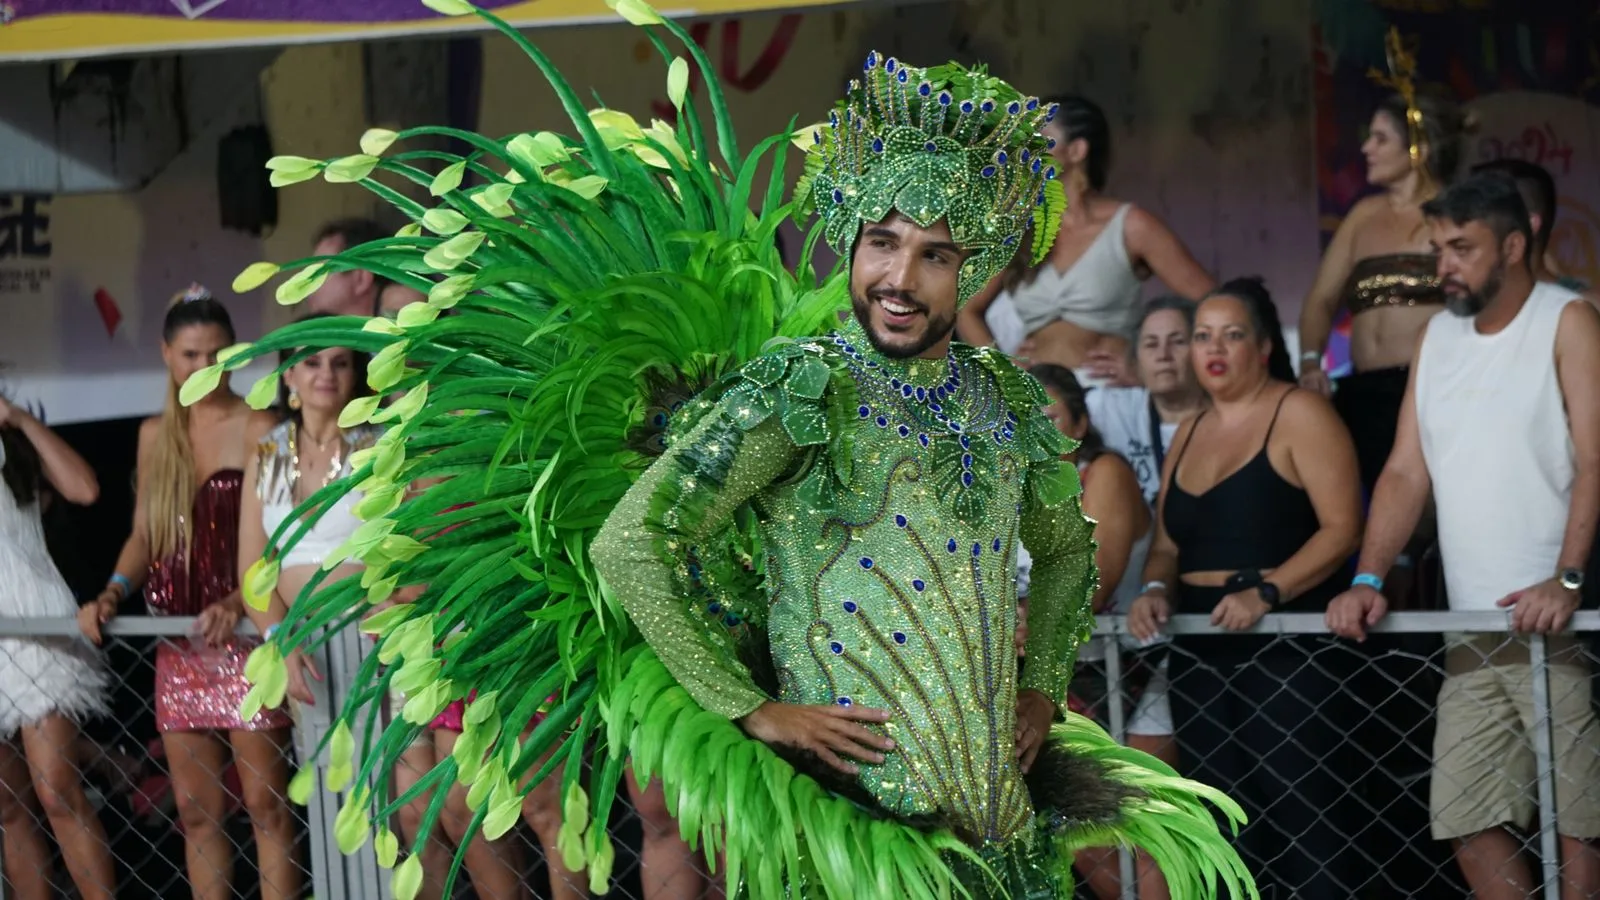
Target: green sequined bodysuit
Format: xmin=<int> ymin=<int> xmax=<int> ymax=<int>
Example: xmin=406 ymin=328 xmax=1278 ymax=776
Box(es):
xmin=592 ymin=318 xmax=1096 ymax=857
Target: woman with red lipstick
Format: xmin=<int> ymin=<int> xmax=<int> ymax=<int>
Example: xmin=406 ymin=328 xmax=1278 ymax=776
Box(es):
xmin=1128 ymin=278 xmax=1364 ymax=899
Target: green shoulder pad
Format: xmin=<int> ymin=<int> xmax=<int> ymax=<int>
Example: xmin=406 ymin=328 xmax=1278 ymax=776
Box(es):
xmin=971 ymin=348 xmax=1081 ymax=509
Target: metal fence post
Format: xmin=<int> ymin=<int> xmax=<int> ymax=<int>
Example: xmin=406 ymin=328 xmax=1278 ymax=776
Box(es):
xmin=1102 ymin=635 xmax=1137 ymax=900
xmin=1529 ymin=633 xmax=1561 ymax=898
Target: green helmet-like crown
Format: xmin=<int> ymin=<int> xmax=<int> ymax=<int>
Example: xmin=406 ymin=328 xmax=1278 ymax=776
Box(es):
xmin=796 ymin=52 xmax=1067 ymax=303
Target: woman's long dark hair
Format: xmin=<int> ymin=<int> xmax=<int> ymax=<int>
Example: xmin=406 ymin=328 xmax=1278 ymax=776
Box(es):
xmin=1028 ymin=364 xmax=1108 ymax=462
xmin=1 ymin=404 xmax=42 ymax=507
xmin=1202 ymin=277 xmax=1295 ymax=383
xmin=1048 ymin=94 xmax=1112 ymax=191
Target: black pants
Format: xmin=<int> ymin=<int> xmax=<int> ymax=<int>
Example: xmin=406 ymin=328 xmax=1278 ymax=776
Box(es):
xmin=1168 ymin=629 xmax=1356 ymax=900
xmin=1332 ymin=366 xmax=1409 ymax=497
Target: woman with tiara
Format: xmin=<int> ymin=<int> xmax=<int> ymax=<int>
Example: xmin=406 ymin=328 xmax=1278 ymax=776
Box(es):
xmin=80 ymin=286 xmax=300 ymax=900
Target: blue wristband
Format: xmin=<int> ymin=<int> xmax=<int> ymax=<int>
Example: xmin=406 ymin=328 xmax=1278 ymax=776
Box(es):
xmin=1351 ymin=573 xmax=1384 ymax=592
xmin=108 ymin=574 xmax=133 ymax=596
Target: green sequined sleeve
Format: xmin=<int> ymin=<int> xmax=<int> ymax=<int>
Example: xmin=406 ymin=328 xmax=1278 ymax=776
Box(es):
xmin=1016 ymin=468 xmax=1098 ymax=708
xmin=592 ymin=411 xmax=801 ymax=720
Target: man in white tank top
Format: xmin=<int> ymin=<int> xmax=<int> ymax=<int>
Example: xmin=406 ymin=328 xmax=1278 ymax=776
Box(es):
xmin=1326 ymin=173 xmax=1600 ymax=896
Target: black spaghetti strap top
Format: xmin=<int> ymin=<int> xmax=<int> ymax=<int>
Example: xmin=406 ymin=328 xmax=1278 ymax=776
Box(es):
xmin=1162 ymin=389 xmax=1324 ymax=582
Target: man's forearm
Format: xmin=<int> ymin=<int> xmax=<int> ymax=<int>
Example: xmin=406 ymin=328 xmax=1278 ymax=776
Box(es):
xmin=1557 ymin=467 xmax=1600 ymax=572
xmin=1355 ymin=466 xmax=1430 ymax=577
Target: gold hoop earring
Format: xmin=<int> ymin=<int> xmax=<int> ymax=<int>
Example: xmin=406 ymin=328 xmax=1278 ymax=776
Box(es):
xmin=288 ymin=389 xmax=302 ymax=411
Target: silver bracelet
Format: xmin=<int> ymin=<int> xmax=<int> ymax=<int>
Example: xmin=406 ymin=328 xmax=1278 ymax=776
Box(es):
xmin=1140 ymin=580 xmax=1168 ymax=595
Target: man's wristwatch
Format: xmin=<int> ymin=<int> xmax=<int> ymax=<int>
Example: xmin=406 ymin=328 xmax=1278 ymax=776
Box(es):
xmin=1256 ymin=581 xmax=1281 ymax=607
xmin=1558 ymin=567 xmax=1585 ymax=593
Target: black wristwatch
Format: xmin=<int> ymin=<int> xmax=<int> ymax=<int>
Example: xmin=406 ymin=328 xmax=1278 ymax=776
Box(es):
xmin=1256 ymin=580 xmax=1281 ymax=607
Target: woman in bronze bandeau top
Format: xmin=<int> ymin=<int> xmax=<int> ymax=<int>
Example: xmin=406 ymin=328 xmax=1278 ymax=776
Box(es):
xmin=1297 ymin=92 xmax=1471 ymax=497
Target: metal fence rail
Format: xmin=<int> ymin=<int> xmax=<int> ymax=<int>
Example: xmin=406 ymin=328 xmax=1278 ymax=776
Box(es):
xmin=2 ymin=612 xmax=1597 ymax=900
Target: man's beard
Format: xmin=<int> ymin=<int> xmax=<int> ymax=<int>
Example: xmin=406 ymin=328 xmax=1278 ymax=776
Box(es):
xmin=1444 ymin=261 xmax=1503 ymax=318
xmin=850 ymin=289 xmax=956 ymax=359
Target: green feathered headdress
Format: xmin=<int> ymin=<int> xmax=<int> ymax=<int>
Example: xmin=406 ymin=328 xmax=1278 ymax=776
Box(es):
xmin=793 ymin=53 xmax=1067 ymax=303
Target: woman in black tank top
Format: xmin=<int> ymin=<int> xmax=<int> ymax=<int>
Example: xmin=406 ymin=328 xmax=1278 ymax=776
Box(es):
xmin=1127 ymin=279 xmax=1364 ymax=900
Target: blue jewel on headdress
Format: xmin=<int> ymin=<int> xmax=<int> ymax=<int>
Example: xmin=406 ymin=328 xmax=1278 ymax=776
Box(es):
xmin=707 ymin=601 xmax=722 ymax=614
xmin=893 ymin=632 xmax=908 ymax=645
xmin=894 ymin=514 xmax=908 ymax=528
xmin=928 ymin=401 xmax=942 ymax=412
xmin=830 ymin=641 xmax=843 ymax=655
xmin=832 ymin=188 xmax=845 ymax=204
xmin=865 ymin=51 xmax=878 ymax=70
xmin=1021 ymin=149 xmax=1032 ymax=162
xmin=885 ymin=57 xmax=898 ymax=74
xmin=837 ymin=696 xmax=853 ymax=707
xmin=1027 ymin=98 xmax=1040 ymax=111
xmin=889 ymin=378 xmax=902 ymax=388
xmin=918 ymin=433 xmax=930 ymax=447
xmin=918 ymin=81 xmax=932 ymax=97
xmin=972 ymin=542 xmax=982 ymax=557
xmin=947 ymin=538 xmax=958 ymax=553
xmin=1037 ymin=190 xmax=1047 ymax=205
xmin=1045 ymin=166 xmax=1058 ymax=181
xmin=901 ymin=384 xmax=914 ymax=397
xmin=914 ymin=386 xmax=927 ymax=401
xmin=1045 ymin=102 xmax=1060 ymax=122
xmin=897 ymin=424 xmax=910 ymax=437
xmin=948 ymin=421 xmax=963 ymax=432
xmin=843 ymin=600 xmax=858 ymax=613
xmin=858 ymin=405 xmax=871 ymax=418
xmin=897 ymin=69 xmax=909 ymax=84
xmin=995 ymin=150 xmax=1009 ymax=165
xmin=962 ymin=471 xmax=975 ymax=487
xmin=853 ymin=117 xmax=864 ymax=132
xmin=829 ymin=110 xmax=839 ymax=126
xmin=875 ymin=415 xmax=889 ymax=428
xmin=860 ymin=557 xmax=874 ymax=569
xmin=1003 ymin=234 xmax=1017 ymax=246
xmin=1046 ymin=138 xmax=1058 ymax=150
xmin=980 ymin=166 xmax=997 ymax=178
xmin=872 ymin=137 xmax=884 ymax=153
xmin=924 ymin=140 xmax=937 ymax=152
xmin=960 ymin=100 xmax=975 ymax=114
xmin=959 ymin=435 xmax=971 ymax=449
xmin=1006 ymin=101 xmax=1021 ymax=115
xmin=812 ymin=130 xmax=822 ymax=145
xmin=939 ymin=91 xmax=953 ymax=106
xmin=980 ymin=99 xmax=996 ymax=113
xmin=1033 ymin=158 xmax=1044 ymax=174
xmin=962 ymin=454 xmax=973 ymax=468
xmin=912 ymin=579 xmax=925 ymax=592
xmin=993 ymin=538 xmax=1002 ymax=552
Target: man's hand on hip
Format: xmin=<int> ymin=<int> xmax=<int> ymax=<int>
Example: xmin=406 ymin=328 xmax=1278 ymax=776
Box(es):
xmin=739 ymin=701 xmax=894 ymax=775
xmin=1015 ymin=689 xmax=1055 ymax=774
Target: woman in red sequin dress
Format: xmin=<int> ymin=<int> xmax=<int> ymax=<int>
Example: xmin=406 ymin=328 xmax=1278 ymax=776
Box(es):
xmin=79 ymin=290 xmax=299 ymax=900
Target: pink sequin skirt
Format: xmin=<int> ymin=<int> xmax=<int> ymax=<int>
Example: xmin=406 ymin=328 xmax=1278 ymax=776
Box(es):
xmin=155 ymin=638 xmax=294 ymax=732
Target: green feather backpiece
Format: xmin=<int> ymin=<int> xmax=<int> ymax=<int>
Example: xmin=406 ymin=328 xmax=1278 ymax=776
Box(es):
xmin=194 ymin=1 xmax=1257 ymax=897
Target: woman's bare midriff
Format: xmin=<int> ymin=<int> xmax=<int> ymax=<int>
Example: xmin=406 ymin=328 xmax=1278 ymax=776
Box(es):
xmin=1347 ymin=304 xmax=1439 ymax=372
xmin=1025 ymin=319 xmax=1129 ymax=369
xmin=1179 ymin=567 xmax=1277 ymax=588
xmin=277 ymin=562 xmax=363 ymax=614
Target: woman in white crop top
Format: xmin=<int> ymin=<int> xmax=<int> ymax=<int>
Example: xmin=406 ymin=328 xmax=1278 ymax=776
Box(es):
xmin=959 ymin=95 xmax=1214 ymax=385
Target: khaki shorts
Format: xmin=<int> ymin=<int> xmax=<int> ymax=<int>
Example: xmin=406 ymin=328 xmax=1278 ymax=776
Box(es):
xmin=1430 ymin=634 xmax=1600 ymax=839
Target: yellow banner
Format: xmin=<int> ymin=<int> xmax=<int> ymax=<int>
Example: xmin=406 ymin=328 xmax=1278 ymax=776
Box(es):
xmin=0 ymin=0 xmax=873 ymax=63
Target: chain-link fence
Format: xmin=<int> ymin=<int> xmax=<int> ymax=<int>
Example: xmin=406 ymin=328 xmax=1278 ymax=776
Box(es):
xmin=0 ymin=617 xmax=720 ymax=900
xmin=4 ymin=611 xmax=1598 ymax=900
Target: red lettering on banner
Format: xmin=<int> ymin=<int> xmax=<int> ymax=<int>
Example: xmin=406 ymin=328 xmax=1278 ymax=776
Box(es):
xmin=1477 ymin=122 xmax=1574 ymax=176
xmin=651 ymin=15 xmax=802 ymax=120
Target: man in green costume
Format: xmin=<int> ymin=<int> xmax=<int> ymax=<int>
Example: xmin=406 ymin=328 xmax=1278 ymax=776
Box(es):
xmin=199 ymin=4 xmax=1252 ymax=896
